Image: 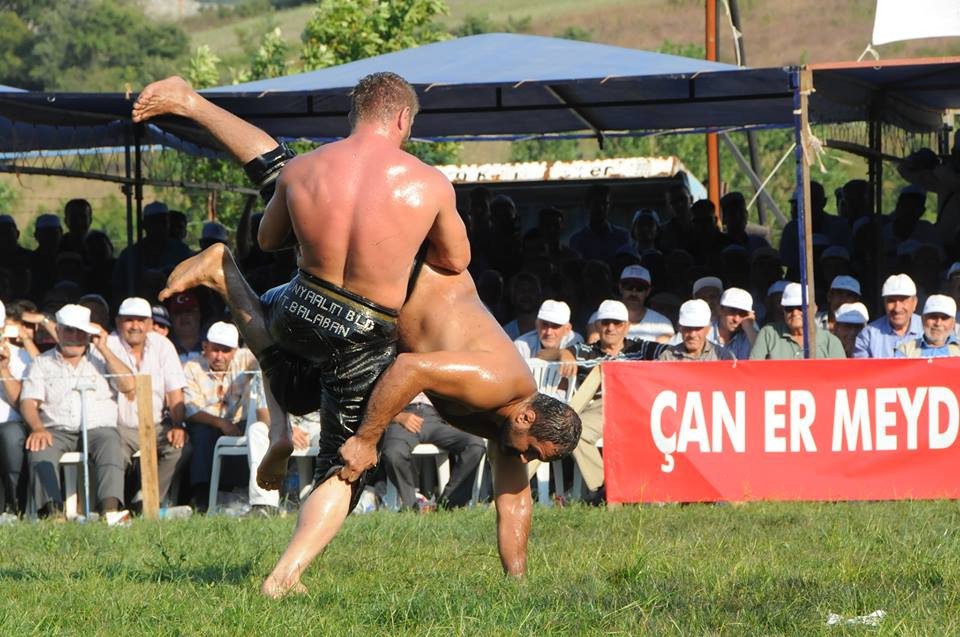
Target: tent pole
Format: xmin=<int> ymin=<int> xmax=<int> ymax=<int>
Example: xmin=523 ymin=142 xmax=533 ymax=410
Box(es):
xmin=124 ymin=137 xmax=135 ymax=297
xmin=134 ymin=125 xmax=144 ymax=244
xmin=728 ymin=0 xmax=768 ymax=226
xmin=793 ymin=67 xmax=816 ymax=359
xmin=705 ymin=0 xmax=721 ymax=213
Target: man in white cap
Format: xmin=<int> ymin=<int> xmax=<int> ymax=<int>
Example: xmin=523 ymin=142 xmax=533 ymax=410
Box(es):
xmin=537 ymin=300 xmax=665 ymax=502
xmin=182 ymin=321 xmax=269 ymax=513
xmin=692 ymin=276 xmax=724 ymax=321
xmin=816 ymin=275 xmax=862 ymax=330
xmin=854 ymin=273 xmax=922 ymax=358
xmin=832 ymin=302 xmax=869 ymax=358
xmin=659 ymin=299 xmax=734 ymax=361
xmin=895 ymin=295 xmax=960 ymax=357
xmin=513 ymin=299 xmax=582 ymax=359
xmin=618 ymin=265 xmax=675 ymax=342
xmin=750 ymin=283 xmax=845 ymax=360
xmin=714 ymin=287 xmax=757 ymax=360
xmin=21 ymin=304 xmax=135 ymax=518
xmin=107 ymin=297 xmax=187 ymax=508
xmin=0 ymin=300 xmax=34 ymax=515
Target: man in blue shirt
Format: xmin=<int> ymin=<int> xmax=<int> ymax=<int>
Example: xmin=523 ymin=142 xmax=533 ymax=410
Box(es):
xmin=896 ymin=295 xmax=960 ymax=357
xmin=854 ymin=274 xmax=923 ymax=358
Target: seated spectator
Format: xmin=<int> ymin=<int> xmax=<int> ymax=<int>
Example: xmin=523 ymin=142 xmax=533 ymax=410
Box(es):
xmin=720 ymin=191 xmax=771 ymax=255
xmin=475 ymin=269 xmax=504 ymax=318
xmin=59 ymin=199 xmax=92 ymax=261
xmin=0 ymin=300 xmax=33 ymax=515
xmin=84 ymin=230 xmax=116 ymax=304
xmin=898 ymin=137 xmax=960 ymax=241
xmin=524 ymin=207 xmax=580 ymax=264
xmin=719 ymin=244 xmax=751 ymax=290
xmin=569 ymin=184 xmax=629 ymax=264
xmin=107 ymin=297 xmax=186 ymax=509
xmin=182 ymin=322 xmax=266 ymax=512
xmin=839 ymin=179 xmax=873 ymax=228
xmin=883 ymin=185 xmax=936 ymax=249
xmin=537 ymin=300 xmax=665 ymax=500
xmin=779 ymin=182 xmax=851 ymax=279
xmin=854 ymin=274 xmax=922 ymax=358
xmin=658 ymin=299 xmax=734 ymax=361
xmin=380 ymin=393 xmax=486 ymax=510
xmin=4 ymin=300 xmax=45 ymax=359
xmin=715 ymin=287 xmax=757 ymax=360
xmin=909 ymin=242 xmax=945 ymax=304
xmin=167 ymin=290 xmax=204 ymax=360
xmin=487 ymin=195 xmax=523 ymax=279
xmin=832 ymin=302 xmax=869 ymax=358
xmin=762 ymin=280 xmax=788 ymax=327
xmin=687 ymin=199 xmax=731 ymax=266
xmin=22 ymin=304 xmax=135 ymax=518
xmin=0 ymin=214 xmax=32 ymax=273
xmin=151 ymin=305 xmax=172 ymax=339
xmin=169 ymin=210 xmax=189 ymax=243
xmin=617 ymin=209 xmax=660 ymax=259
xmin=647 ymin=292 xmax=681 ymax=331
xmin=749 ymin=247 xmax=783 ymax=323
xmin=501 ymin=272 xmax=542 ymax=340
xmin=658 ymin=183 xmax=694 ymax=255
xmin=750 ymin=283 xmax=845 ymax=359
xmin=30 ymin=214 xmax=63 ymax=303
xmin=514 ymin=299 xmax=582 ymax=359
xmin=199 ymin=222 xmax=229 ymax=251
xmin=816 ymin=275 xmax=862 ymax=331
xmin=945 ymin=262 xmax=960 ymax=326
xmin=617 ymin=265 xmax=675 ymax=342
xmin=692 ymin=276 xmax=723 ymax=322
xmin=575 ymin=260 xmax=614 ymax=333
xmin=78 ymin=293 xmax=112 ymax=333
xmin=896 ymin=295 xmax=959 ymax=357
xmin=816 ymin=246 xmax=851 ymax=304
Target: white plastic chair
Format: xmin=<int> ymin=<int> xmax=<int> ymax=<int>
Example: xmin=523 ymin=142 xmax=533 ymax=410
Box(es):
xmin=525 ymin=359 xmax=577 ymax=505
xmin=382 ymin=443 xmax=487 ymax=510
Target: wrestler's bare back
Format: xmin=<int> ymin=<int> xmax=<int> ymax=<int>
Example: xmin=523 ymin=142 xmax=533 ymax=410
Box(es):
xmin=395 ymin=264 xmax=538 ymax=425
xmin=279 ymin=136 xmax=455 ymax=310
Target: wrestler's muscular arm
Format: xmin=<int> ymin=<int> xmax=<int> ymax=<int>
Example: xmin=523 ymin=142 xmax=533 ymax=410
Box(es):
xmin=488 ymin=446 xmax=532 ymax=577
xmin=425 ymin=177 xmax=471 ymax=274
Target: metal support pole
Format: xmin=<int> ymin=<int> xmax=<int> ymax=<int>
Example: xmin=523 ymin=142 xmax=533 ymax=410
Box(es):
xmin=77 ymin=379 xmax=95 ymax=520
xmin=705 ymin=0 xmax=721 ymax=212
xmin=123 ymin=140 xmax=135 ymax=297
xmin=792 ymin=68 xmax=816 ymax=358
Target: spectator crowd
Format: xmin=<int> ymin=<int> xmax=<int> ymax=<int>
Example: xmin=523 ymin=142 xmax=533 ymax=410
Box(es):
xmin=3 ymin=144 xmax=960 ymax=516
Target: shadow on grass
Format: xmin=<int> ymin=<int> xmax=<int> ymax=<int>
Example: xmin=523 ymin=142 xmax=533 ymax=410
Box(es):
xmin=101 ymin=562 xmax=257 ymax=585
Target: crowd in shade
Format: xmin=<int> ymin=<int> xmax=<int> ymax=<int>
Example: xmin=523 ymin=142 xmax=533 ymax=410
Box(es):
xmin=2 ymin=134 xmax=960 ymax=515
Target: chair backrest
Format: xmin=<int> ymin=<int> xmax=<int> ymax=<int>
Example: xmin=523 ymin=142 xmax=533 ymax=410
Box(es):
xmin=525 ymin=359 xmax=577 ymax=403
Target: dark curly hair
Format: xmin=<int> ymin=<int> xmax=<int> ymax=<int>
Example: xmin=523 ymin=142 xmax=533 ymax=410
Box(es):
xmin=349 ymin=72 xmax=419 ymax=127
xmin=528 ymin=393 xmax=582 ymax=460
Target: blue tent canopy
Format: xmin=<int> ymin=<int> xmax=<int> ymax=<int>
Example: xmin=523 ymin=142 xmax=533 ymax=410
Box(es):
xmin=0 ymin=34 xmax=958 ymax=152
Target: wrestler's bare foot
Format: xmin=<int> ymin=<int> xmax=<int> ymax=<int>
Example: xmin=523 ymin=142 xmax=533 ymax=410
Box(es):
xmin=132 ymin=76 xmax=199 ymax=123
xmin=257 ymin=437 xmax=294 ymax=491
xmin=159 ymin=243 xmax=229 ymax=302
xmin=261 ymin=574 xmax=308 ymax=599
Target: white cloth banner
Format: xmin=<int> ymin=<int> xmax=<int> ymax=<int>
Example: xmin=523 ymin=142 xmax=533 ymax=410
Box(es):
xmin=872 ymin=0 xmax=960 ymax=45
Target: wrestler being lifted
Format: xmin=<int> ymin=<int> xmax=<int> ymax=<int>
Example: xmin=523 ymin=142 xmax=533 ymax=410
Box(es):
xmin=133 ymin=76 xmax=580 ymax=596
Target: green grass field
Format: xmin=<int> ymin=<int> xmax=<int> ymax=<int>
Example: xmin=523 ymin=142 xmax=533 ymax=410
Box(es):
xmin=2 ymin=500 xmax=959 ymax=634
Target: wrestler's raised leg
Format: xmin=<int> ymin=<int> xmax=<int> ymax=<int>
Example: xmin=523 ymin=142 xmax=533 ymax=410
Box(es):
xmin=260 ymin=476 xmax=352 ymax=598
xmin=159 ymin=242 xmax=273 ymax=355
xmin=133 ymin=76 xmax=277 ymax=165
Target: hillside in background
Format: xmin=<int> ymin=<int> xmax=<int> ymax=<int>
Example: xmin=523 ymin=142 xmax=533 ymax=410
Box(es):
xmin=4 ymin=0 xmax=959 ymax=229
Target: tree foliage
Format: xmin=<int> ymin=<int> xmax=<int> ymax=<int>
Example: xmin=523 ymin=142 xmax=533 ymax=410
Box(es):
xmin=301 ymin=0 xmax=450 ymax=71
xmin=1 ymin=0 xmax=189 ymax=91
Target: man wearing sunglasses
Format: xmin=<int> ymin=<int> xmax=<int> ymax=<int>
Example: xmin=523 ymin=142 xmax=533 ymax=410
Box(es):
xmin=750 ymin=283 xmax=845 ymax=360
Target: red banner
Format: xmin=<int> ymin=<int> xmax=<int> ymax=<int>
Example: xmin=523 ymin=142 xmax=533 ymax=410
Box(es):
xmin=602 ymin=358 xmax=960 ymax=503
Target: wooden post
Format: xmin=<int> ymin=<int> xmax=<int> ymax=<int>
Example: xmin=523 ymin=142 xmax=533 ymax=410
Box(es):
xmin=136 ymin=374 xmax=160 ymax=520
xmin=705 ymin=0 xmax=721 ymax=211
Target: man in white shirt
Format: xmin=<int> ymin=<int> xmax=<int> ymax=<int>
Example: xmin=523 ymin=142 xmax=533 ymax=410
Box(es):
xmin=619 ymin=265 xmax=675 ymax=342
xmin=0 ymin=300 xmax=33 ymax=515
xmin=513 ymin=299 xmax=582 ymax=359
xmin=107 ymin=297 xmax=187 ymax=507
xmin=22 ymin=304 xmax=135 ymax=518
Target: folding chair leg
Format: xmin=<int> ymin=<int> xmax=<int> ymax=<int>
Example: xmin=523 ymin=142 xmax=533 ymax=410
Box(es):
xmin=208 ymin=453 xmax=222 ymax=515
xmin=535 ymin=462 xmax=552 ymax=507
xmin=295 ymin=456 xmax=314 ymax=501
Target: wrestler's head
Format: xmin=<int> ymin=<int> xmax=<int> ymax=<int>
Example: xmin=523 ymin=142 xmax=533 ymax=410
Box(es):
xmin=349 ymin=72 xmax=419 ymax=140
xmin=500 ymin=393 xmax=582 ymax=463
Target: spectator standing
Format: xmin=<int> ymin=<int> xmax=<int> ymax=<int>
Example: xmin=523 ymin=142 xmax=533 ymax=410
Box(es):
xmin=616 ymin=209 xmax=660 ymax=259
xmin=750 ymin=283 xmax=845 ymax=359
xmin=569 ymin=184 xmax=629 ymax=263
xmin=501 ymin=273 xmax=542 ymax=340
xmin=29 ymin=214 xmax=63 ymax=302
xmin=199 ymin=222 xmax=229 ymax=251
xmin=720 ymin=191 xmax=771 ymax=255
xmin=112 ymin=201 xmax=194 ymax=303
xmin=107 ymin=297 xmax=187 ymax=507
xmin=896 ymin=295 xmax=959 ymax=357
xmin=21 ymin=304 xmax=135 ymax=517
xmin=854 ymin=274 xmax=923 ymax=358
xmin=59 ymin=199 xmax=93 ymax=261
